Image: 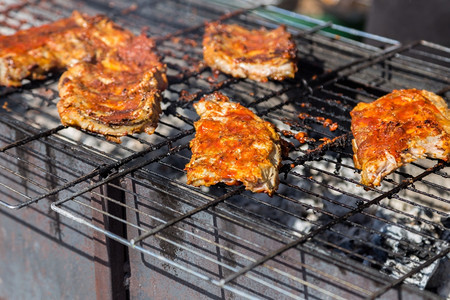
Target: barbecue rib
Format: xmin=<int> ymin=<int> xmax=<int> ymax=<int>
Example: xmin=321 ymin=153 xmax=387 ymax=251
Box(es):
xmin=57 ymin=34 xmax=167 ymax=143
xmin=185 ymin=92 xmax=282 ymax=195
xmin=350 ymin=89 xmax=450 ymax=187
xmin=0 ymin=11 xmax=167 ymax=142
xmin=0 ymin=11 xmax=134 ymax=87
xmin=203 ymin=22 xmax=297 ymax=82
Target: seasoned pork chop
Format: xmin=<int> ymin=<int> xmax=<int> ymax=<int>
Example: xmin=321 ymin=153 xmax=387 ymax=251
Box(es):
xmin=350 ymin=89 xmax=450 ymax=187
xmin=203 ymin=22 xmax=297 ymax=82
xmin=0 ymin=11 xmax=167 ymax=143
xmin=0 ymin=11 xmax=133 ymax=87
xmin=185 ymin=92 xmax=282 ymax=195
xmin=57 ymin=34 xmax=167 ymax=143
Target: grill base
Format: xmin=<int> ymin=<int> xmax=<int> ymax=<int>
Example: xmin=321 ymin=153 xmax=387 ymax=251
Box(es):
xmin=0 ymin=0 xmax=448 ymax=299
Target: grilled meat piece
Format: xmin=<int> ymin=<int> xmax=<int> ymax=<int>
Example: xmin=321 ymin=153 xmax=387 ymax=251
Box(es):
xmin=350 ymin=89 xmax=450 ymax=187
xmin=203 ymin=22 xmax=297 ymax=82
xmin=57 ymin=34 xmax=167 ymax=143
xmin=0 ymin=11 xmax=133 ymax=87
xmin=0 ymin=11 xmax=167 ymax=142
xmin=185 ymin=92 xmax=282 ymax=195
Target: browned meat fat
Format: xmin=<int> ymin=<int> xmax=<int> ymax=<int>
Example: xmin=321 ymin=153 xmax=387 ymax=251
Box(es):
xmin=350 ymin=89 xmax=450 ymax=187
xmin=0 ymin=11 xmax=168 ymax=143
xmin=203 ymin=22 xmax=297 ymax=82
xmin=185 ymin=92 xmax=282 ymax=196
xmin=0 ymin=11 xmax=133 ymax=86
xmin=57 ymin=34 xmax=167 ymax=143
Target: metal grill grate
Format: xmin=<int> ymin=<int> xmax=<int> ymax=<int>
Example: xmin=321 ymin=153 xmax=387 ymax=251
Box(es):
xmin=0 ymin=0 xmax=448 ymax=299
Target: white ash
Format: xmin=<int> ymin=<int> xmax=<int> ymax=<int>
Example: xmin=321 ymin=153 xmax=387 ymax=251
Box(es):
xmin=377 ymin=220 xmax=449 ymax=290
xmin=288 ymin=154 xmax=449 ymax=295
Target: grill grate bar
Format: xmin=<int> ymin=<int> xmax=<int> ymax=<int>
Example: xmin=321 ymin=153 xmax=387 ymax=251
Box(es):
xmin=437 ymin=85 xmax=450 ymax=96
xmin=220 ymin=161 xmax=447 ymax=285
xmin=50 ymin=143 xmax=191 ymax=207
xmin=130 ymin=185 xmax=246 ymax=245
xmin=410 ymin=161 xmax=450 ymax=178
xmin=0 ymin=151 xmax=58 ymax=193
xmin=73 ymin=193 xmax=142 ymax=231
xmin=293 ymin=21 xmax=333 ymax=38
xmin=0 ymin=131 xmax=109 ymax=209
xmin=0 ymin=124 xmax=65 ymax=153
xmin=24 ymin=125 xmax=195 ymax=208
xmin=385 ymin=192 xmax=448 ymax=222
xmin=6 ymin=166 xmax=97 ymax=209
xmin=0 ymin=179 xmax=31 ymax=203
xmin=0 ymin=131 xmax=99 ymax=183
xmin=397 ymin=184 xmax=450 ymax=206
xmin=316 ymin=42 xmax=421 ymax=89
xmin=382 ymin=58 xmax=450 ymax=85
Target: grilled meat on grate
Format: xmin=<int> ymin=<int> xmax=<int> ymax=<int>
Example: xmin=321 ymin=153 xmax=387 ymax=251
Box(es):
xmin=185 ymin=92 xmax=282 ymax=195
xmin=0 ymin=11 xmax=167 ymax=143
xmin=0 ymin=11 xmax=134 ymax=87
xmin=57 ymin=34 xmax=167 ymax=143
xmin=351 ymin=89 xmax=450 ymax=187
xmin=203 ymin=22 xmax=297 ymax=82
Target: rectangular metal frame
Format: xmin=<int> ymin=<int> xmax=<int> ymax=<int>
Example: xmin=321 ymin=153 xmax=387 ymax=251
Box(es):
xmin=0 ymin=0 xmax=448 ymax=299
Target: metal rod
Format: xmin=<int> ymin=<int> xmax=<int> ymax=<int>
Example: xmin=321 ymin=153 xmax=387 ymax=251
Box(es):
xmin=130 ymin=186 xmax=246 ymax=245
xmin=51 ymin=143 xmax=189 ymax=208
xmin=0 ymin=124 xmax=66 ymax=152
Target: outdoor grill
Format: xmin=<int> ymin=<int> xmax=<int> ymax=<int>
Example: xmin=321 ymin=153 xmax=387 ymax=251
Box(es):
xmin=0 ymin=0 xmax=449 ymax=299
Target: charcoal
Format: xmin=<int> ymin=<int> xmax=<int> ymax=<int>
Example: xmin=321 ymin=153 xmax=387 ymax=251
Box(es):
xmin=425 ymin=255 xmax=450 ymax=299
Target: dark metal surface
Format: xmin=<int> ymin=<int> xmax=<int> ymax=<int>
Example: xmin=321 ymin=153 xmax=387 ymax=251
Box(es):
xmin=0 ymin=146 xmax=118 ymax=298
xmin=0 ymin=0 xmax=448 ymax=299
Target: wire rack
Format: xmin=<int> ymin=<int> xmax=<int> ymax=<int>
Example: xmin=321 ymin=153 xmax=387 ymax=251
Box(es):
xmin=0 ymin=0 xmax=449 ymax=299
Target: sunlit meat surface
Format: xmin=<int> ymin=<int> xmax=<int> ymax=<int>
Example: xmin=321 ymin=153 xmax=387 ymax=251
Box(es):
xmin=57 ymin=34 xmax=167 ymax=143
xmin=351 ymin=89 xmax=450 ymax=187
xmin=185 ymin=92 xmax=282 ymax=195
xmin=203 ymin=22 xmax=297 ymax=82
xmin=0 ymin=11 xmax=133 ymax=87
xmin=0 ymin=11 xmax=167 ymax=143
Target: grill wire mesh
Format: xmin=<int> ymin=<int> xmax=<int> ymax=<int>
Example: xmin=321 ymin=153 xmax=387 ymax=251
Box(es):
xmin=0 ymin=0 xmax=449 ymax=299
